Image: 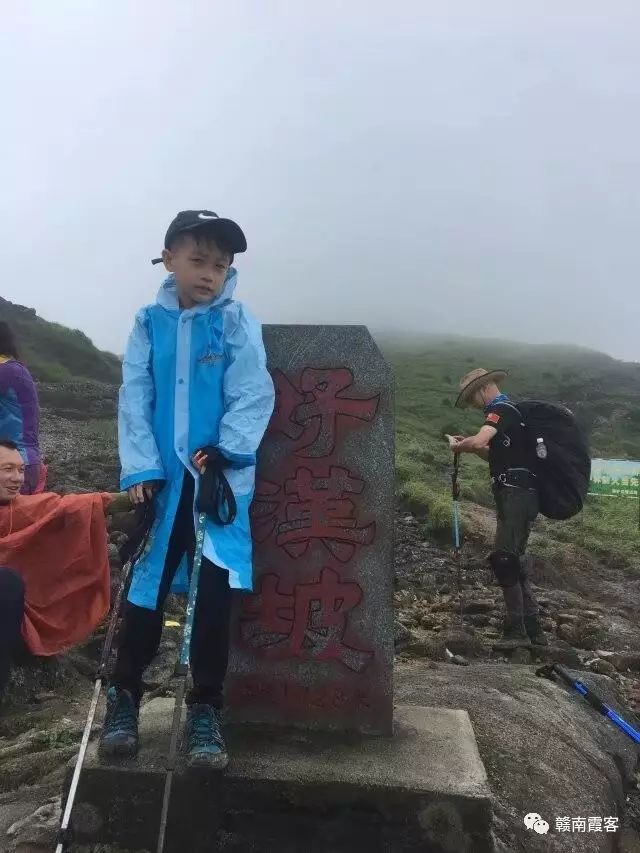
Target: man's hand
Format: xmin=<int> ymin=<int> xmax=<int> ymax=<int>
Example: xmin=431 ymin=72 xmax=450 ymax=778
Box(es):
xmin=127 ymin=481 xmax=159 ymax=505
xmin=445 ymin=434 xmax=465 ymax=451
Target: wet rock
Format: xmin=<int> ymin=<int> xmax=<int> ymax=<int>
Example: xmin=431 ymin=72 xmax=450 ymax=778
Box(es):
xmin=7 ymin=796 xmax=61 ymax=850
xmin=534 ymin=643 xmax=582 ymax=669
xmin=0 ymin=746 xmax=78 ymax=793
xmin=587 ymin=658 xmax=617 ymax=677
xmin=393 ymin=619 xmax=412 ymax=650
xmin=396 ymin=662 xmax=638 ymax=853
xmin=466 ymin=614 xmax=491 ymax=628
xmin=557 ymin=613 xmax=580 ymax=625
xmin=441 ymin=628 xmax=484 ymax=658
xmin=462 ymin=600 xmax=495 ymax=615
xmin=510 ymin=648 xmax=532 ymax=665
xmin=557 ymin=623 xmax=579 ymax=645
xmin=611 ymin=653 xmax=640 ymax=674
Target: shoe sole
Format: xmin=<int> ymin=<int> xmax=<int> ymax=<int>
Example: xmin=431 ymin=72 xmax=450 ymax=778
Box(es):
xmin=186 ymin=752 xmax=229 ymax=771
xmin=98 ymin=738 xmax=138 ymax=759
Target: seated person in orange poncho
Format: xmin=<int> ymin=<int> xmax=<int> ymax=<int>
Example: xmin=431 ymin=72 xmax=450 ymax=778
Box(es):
xmin=0 ymin=438 xmax=132 ymax=700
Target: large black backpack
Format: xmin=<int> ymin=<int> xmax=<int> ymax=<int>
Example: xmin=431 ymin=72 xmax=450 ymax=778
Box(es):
xmin=509 ymin=400 xmax=591 ymax=520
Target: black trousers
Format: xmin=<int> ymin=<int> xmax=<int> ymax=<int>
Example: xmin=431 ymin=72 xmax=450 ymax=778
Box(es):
xmin=493 ymin=486 xmax=540 ymax=618
xmin=0 ymin=567 xmax=25 ymax=698
xmin=112 ymin=473 xmax=231 ymax=707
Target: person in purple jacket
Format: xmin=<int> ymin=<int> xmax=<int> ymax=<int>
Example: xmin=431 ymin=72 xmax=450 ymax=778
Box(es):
xmin=0 ymin=322 xmax=46 ymax=495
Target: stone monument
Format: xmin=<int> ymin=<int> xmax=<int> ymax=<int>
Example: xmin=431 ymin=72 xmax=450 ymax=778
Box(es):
xmin=64 ymin=325 xmax=493 ymax=852
xmin=226 ymin=324 xmax=395 ymax=735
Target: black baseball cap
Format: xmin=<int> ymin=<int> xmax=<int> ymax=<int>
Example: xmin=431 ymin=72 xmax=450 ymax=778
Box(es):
xmin=151 ymin=210 xmax=247 ymax=265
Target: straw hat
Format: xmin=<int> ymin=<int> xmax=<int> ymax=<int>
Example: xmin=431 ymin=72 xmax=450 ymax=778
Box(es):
xmin=455 ymin=368 xmax=508 ymax=409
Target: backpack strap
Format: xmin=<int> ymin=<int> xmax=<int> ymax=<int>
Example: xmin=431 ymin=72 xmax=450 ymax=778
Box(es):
xmin=487 ymin=400 xmax=525 ymax=426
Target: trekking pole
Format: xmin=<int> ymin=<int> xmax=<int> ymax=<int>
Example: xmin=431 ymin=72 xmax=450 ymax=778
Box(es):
xmin=55 ymin=500 xmax=154 ymax=853
xmin=156 ymin=510 xmax=207 ymax=853
xmin=536 ymin=663 xmax=640 ymax=745
xmin=451 ymin=451 xmax=463 ymax=626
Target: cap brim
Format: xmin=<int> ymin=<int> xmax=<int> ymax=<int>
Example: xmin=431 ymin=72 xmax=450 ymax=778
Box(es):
xmin=175 ymin=218 xmax=247 ymax=254
xmin=455 ymin=369 xmax=508 ymax=409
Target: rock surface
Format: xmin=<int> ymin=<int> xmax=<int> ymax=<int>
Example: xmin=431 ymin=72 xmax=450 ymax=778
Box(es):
xmin=0 ymin=392 xmax=639 ymax=851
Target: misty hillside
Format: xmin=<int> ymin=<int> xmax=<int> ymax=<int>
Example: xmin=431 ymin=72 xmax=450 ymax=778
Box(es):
xmin=2 ymin=297 xmax=638 ymax=571
xmin=381 ymin=335 xmax=640 ymax=574
xmin=0 ymin=296 xmax=121 ymax=384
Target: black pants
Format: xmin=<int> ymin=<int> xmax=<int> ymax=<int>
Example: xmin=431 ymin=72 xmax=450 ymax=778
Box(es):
xmin=0 ymin=567 xmax=25 ymax=698
xmin=493 ymin=486 xmax=540 ymax=618
xmin=112 ymin=473 xmax=231 ymax=708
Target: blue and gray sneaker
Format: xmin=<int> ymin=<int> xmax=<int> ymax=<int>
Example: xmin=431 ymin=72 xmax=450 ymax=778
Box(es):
xmin=183 ymin=704 xmax=228 ymax=769
xmin=99 ymin=687 xmax=139 ymax=758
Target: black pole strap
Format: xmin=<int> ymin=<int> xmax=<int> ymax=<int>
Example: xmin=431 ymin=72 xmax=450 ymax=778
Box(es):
xmin=195 ymin=448 xmax=237 ymax=526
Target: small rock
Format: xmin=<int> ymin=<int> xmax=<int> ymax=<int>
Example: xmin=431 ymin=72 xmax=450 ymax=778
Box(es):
xmin=466 ymin=614 xmax=491 ymax=628
xmin=30 ymin=691 xmax=56 ymax=704
xmin=451 ymin=654 xmax=470 ymax=666
xmin=610 ymin=653 xmax=640 ymax=674
xmin=462 ymin=600 xmax=495 ymax=615
xmin=394 ymin=619 xmax=412 ymax=649
xmin=442 ymin=628 xmax=483 ymax=658
xmin=7 ymin=796 xmax=62 ymax=847
xmin=557 ymin=613 xmax=580 ymax=625
xmin=535 ymin=643 xmax=582 ymax=668
xmin=587 ymin=658 xmax=616 ymax=677
xmin=557 ymin=624 xmax=578 ymax=645
xmin=582 ymin=610 xmax=601 ymax=620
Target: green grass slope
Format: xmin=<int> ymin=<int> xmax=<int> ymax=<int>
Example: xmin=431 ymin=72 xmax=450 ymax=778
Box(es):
xmin=0 ymin=297 xmax=121 ymax=383
xmin=383 ymin=335 xmax=640 ymax=572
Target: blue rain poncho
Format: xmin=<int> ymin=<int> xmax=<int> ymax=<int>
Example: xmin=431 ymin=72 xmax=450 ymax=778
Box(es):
xmin=118 ymin=272 xmax=275 ymax=608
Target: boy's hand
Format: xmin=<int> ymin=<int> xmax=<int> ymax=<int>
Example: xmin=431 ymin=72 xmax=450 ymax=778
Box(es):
xmin=192 ymin=447 xmax=224 ymax=474
xmin=192 ymin=450 xmax=208 ymax=474
xmin=127 ymin=481 xmax=159 ymax=505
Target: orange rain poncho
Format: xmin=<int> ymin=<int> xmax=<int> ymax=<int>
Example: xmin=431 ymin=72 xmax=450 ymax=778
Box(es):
xmin=0 ymin=492 xmax=112 ymax=656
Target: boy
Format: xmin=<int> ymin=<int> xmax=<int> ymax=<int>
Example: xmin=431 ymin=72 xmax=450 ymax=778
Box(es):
xmin=99 ymin=210 xmax=275 ymax=768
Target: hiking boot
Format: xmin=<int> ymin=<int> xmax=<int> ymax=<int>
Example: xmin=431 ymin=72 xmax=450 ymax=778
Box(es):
xmin=183 ymin=704 xmax=228 ymax=770
xmin=99 ymin=687 xmax=139 ymax=758
xmin=492 ymin=616 xmax=532 ymax=651
xmin=524 ymin=614 xmax=549 ymax=646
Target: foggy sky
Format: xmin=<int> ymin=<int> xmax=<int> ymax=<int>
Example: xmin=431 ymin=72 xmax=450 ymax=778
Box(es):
xmin=2 ymin=2 xmax=639 ymax=361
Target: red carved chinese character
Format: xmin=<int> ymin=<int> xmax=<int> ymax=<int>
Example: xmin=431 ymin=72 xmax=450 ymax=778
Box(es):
xmin=240 ymin=568 xmax=373 ymax=673
xmin=294 ymin=368 xmax=380 ymax=457
xmin=269 ymin=369 xmax=306 ymax=440
xmin=250 ymin=478 xmax=281 ymax=543
xmin=277 ymin=466 xmax=375 ymax=562
xmin=268 ymin=367 xmax=380 ymax=457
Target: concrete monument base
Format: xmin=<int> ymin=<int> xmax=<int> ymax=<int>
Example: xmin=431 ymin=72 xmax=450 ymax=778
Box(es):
xmin=64 ymin=698 xmax=493 ymax=852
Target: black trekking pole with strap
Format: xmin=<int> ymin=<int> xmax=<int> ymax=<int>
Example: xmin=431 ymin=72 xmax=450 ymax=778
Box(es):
xmin=536 ymin=663 xmax=640 ymax=745
xmin=56 ymin=500 xmax=155 ymax=853
xmin=451 ymin=451 xmax=463 ymax=626
xmin=156 ymin=455 xmax=236 ymax=853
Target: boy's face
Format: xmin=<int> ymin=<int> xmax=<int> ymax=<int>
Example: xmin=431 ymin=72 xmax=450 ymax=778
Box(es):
xmin=162 ymin=233 xmax=231 ymax=308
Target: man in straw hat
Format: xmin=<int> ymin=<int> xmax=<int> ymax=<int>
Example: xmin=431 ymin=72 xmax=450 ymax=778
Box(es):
xmin=446 ymin=369 xmax=547 ymax=650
